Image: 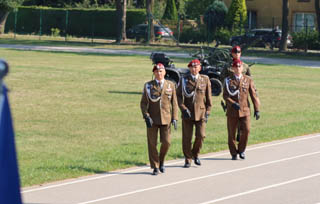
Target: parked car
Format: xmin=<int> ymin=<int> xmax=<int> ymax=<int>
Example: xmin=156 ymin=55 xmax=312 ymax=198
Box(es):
xmin=127 ymin=24 xmax=173 ymax=41
xmin=230 ymin=28 xmax=292 ymax=48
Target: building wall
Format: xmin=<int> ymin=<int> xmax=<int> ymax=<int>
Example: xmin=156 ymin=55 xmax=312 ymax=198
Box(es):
xmin=222 ymin=0 xmax=317 ymax=31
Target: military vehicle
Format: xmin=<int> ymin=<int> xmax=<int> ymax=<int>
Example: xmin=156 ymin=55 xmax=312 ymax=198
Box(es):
xmin=150 ymin=45 xmax=232 ymax=96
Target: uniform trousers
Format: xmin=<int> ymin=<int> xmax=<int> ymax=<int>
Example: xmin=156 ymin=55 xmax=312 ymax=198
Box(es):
xmin=182 ymin=119 xmax=206 ymax=163
xmin=147 ymin=124 xmax=171 ymax=169
xmin=227 ymin=115 xmax=250 ymax=156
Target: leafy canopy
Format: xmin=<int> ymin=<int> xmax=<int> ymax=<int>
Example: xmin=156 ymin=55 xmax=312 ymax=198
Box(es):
xmin=0 ymin=0 xmax=24 ymax=10
xmin=226 ymin=0 xmax=247 ymax=29
xmin=204 ymin=1 xmax=228 ymax=32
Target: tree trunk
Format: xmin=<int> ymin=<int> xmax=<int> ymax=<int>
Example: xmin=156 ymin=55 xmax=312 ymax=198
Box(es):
xmin=0 ymin=10 xmax=9 ymax=34
xmin=146 ymin=0 xmax=155 ymax=42
xmin=279 ymin=0 xmax=289 ymax=52
xmin=316 ymin=0 xmax=320 ymax=35
xmin=116 ymin=0 xmax=127 ymax=43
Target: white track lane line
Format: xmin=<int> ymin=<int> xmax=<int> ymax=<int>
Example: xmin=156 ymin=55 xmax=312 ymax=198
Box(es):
xmin=75 ymin=151 xmax=320 ymax=204
xmin=22 ymin=134 xmax=320 ymax=193
xmin=198 ymin=172 xmax=320 ymax=204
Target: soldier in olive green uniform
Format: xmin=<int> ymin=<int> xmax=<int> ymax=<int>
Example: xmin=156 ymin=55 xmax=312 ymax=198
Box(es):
xmin=221 ymin=46 xmax=251 ymax=83
xmin=223 ymin=59 xmax=260 ymax=160
xmin=177 ymin=59 xmax=212 ymax=168
xmin=140 ymin=63 xmax=179 ymax=175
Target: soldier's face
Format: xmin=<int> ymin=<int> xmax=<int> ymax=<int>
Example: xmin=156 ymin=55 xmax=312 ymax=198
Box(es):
xmin=189 ymin=65 xmax=201 ymax=75
xmin=232 ymin=52 xmax=241 ymax=59
xmin=232 ymin=63 xmax=243 ymax=76
xmin=154 ymin=68 xmax=166 ymax=81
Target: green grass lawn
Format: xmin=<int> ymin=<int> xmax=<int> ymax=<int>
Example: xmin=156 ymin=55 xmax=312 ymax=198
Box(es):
xmin=1 ymin=48 xmax=319 ymax=187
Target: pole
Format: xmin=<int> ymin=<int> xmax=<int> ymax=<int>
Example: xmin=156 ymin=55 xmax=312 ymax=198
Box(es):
xmin=65 ymin=10 xmax=69 ymax=42
xmin=304 ymin=18 xmax=308 ymax=52
xmin=39 ymin=9 xmax=42 ymax=40
xmin=147 ymin=12 xmax=151 ymax=44
xmin=177 ymin=14 xmax=181 ymax=46
xmin=14 ymin=9 xmax=17 ymax=39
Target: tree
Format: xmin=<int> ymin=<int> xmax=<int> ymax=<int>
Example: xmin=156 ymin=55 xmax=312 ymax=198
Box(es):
xmin=185 ymin=0 xmax=215 ymax=19
xmin=279 ymin=0 xmax=289 ymax=51
xmin=204 ymin=1 xmax=228 ymax=34
xmin=116 ymin=0 xmax=126 ymax=43
xmin=316 ymin=0 xmax=320 ymax=35
xmin=0 ymin=0 xmax=24 ymax=34
xmin=162 ymin=0 xmax=178 ymax=21
xmin=146 ymin=0 xmax=155 ymax=42
xmin=225 ymin=0 xmax=247 ymax=30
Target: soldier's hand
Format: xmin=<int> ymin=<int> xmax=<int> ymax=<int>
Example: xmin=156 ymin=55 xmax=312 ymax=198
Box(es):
xmin=182 ymin=109 xmax=191 ymax=119
xmin=171 ymin=119 xmax=177 ymax=130
xmin=232 ymin=103 xmax=240 ymax=111
xmin=205 ymin=112 xmax=210 ymax=123
xmin=254 ymin=111 xmax=260 ymax=120
xmin=144 ymin=116 xmax=153 ymax=128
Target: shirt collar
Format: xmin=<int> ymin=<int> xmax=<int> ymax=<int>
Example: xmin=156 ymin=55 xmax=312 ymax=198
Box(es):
xmin=191 ymin=74 xmax=199 ymax=80
xmin=235 ymin=74 xmax=242 ymax=81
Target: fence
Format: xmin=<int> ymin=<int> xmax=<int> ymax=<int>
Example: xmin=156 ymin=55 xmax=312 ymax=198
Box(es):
xmin=3 ymin=8 xmax=320 ymax=50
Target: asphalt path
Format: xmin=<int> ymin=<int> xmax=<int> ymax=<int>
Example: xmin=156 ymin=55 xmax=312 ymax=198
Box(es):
xmin=0 ymin=44 xmax=320 ymax=68
xmin=22 ymin=133 xmax=320 ymax=204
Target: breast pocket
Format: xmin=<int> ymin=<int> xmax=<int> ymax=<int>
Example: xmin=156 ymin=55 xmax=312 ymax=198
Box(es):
xmin=165 ymin=91 xmax=172 ymax=100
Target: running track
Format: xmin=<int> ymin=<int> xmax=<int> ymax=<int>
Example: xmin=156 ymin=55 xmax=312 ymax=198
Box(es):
xmin=22 ymin=133 xmax=320 ymax=204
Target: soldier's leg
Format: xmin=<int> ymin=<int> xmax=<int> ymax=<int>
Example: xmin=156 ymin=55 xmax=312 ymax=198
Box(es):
xmin=147 ymin=125 xmax=160 ymax=169
xmin=238 ymin=116 xmax=250 ymax=154
xmin=192 ymin=120 xmax=206 ymax=158
xmin=159 ymin=124 xmax=171 ymax=164
xmin=182 ymin=119 xmax=194 ymax=164
xmin=227 ymin=116 xmax=239 ymax=156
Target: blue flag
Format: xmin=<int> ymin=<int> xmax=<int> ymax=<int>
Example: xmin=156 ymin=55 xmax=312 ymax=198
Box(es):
xmin=0 ymin=84 xmax=22 ymax=204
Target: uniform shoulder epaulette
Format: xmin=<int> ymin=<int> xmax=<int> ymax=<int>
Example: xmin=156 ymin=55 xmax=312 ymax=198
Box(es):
xmin=200 ymin=74 xmax=210 ymax=80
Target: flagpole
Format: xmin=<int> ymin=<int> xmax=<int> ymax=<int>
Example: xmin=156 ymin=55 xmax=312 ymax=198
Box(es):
xmin=0 ymin=59 xmax=22 ymax=204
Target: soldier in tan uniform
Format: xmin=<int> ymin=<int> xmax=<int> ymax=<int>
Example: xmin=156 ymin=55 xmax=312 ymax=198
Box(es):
xmin=223 ymin=59 xmax=260 ymax=160
xmin=177 ymin=59 xmax=212 ymax=168
xmin=140 ymin=63 xmax=179 ymax=175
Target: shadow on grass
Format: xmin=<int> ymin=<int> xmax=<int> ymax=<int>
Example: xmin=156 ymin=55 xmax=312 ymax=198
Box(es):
xmin=109 ymin=90 xmax=142 ymax=95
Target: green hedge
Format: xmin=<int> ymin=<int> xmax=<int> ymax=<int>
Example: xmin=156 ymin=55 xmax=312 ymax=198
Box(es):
xmin=5 ymin=7 xmax=146 ymax=38
xmin=292 ymin=30 xmax=320 ymax=50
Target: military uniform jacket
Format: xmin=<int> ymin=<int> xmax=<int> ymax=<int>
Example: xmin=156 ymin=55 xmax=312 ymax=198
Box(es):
xmin=223 ymin=74 xmax=260 ymax=117
xmin=177 ymin=74 xmax=212 ymax=121
xmin=140 ymin=79 xmax=178 ymax=125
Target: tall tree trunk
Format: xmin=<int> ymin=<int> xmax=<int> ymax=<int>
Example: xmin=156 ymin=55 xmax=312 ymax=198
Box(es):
xmin=116 ymin=0 xmax=127 ymax=43
xmin=316 ymin=0 xmax=320 ymax=35
xmin=0 ymin=10 xmax=9 ymax=34
xmin=146 ymin=0 xmax=155 ymax=42
xmin=279 ymin=0 xmax=289 ymax=51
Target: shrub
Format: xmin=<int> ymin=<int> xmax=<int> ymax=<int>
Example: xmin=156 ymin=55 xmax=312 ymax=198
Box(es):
xmin=292 ymin=30 xmax=320 ymax=50
xmin=179 ymin=26 xmax=207 ymax=44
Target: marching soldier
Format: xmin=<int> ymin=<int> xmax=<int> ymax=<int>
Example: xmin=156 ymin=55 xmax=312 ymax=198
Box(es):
xmin=221 ymin=45 xmax=251 ymax=82
xmin=140 ymin=63 xmax=178 ymax=175
xmin=223 ymin=59 xmax=260 ymax=160
xmin=177 ymin=59 xmax=212 ymax=168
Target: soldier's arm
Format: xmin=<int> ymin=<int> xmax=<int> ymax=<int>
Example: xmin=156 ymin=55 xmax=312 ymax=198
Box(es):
xmin=249 ymin=79 xmax=260 ymax=112
xmin=171 ymin=83 xmax=179 ymax=121
xmin=223 ymin=80 xmax=236 ymax=106
xmin=140 ymin=84 xmax=150 ymax=118
xmin=176 ymin=79 xmax=188 ymax=112
xmin=205 ymin=76 xmax=212 ymax=114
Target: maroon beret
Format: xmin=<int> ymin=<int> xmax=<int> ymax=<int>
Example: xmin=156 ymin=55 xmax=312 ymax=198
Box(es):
xmin=232 ymin=59 xmax=242 ymax=67
xmin=188 ymin=59 xmax=201 ymax=67
xmin=231 ymin=46 xmax=241 ymax=53
xmin=152 ymin=63 xmax=165 ymax=72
